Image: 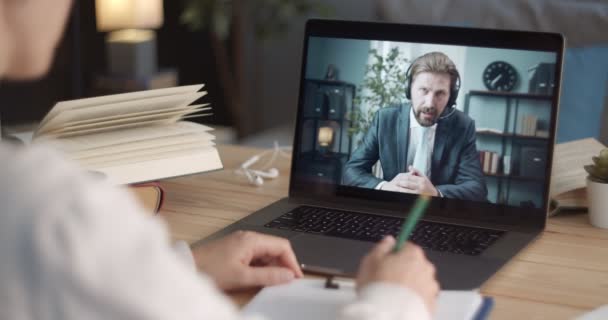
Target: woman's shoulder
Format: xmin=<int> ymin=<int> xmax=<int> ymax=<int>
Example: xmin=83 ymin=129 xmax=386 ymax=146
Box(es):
xmin=0 ymin=142 xmax=144 ymax=226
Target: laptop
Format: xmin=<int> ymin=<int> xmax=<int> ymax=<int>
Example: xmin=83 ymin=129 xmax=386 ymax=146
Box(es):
xmin=202 ymin=19 xmax=564 ymax=290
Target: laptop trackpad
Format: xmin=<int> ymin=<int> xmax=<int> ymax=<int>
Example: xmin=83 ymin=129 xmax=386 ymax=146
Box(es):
xmin=291 ymin=234 xmax=374 ymax=276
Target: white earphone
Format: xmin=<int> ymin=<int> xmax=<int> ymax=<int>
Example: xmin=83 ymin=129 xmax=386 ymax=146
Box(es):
xmin=235 ymin=141 xmax=291 ymax=186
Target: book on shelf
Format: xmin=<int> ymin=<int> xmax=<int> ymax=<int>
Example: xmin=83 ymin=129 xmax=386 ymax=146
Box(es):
xmin=519 ymin=114 xmax=538 ymax=136
xmin=479 ymin=150 xmax=500 ymax=175
xmin=491 ymin=152 xmax=499 ymax=175
xmin=31 ymin=84 xmax=223 ymax=185
xmin=483 ymin=151 xmax=490 ymax=173
xmin=535 ymin=129 xmax=550 ymax=138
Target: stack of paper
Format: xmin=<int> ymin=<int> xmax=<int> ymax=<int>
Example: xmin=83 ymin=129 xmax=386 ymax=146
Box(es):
xmin=33 ymin=85 xmax=223 ymax=185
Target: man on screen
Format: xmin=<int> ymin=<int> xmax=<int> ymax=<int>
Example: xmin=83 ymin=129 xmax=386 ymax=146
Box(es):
xmin=343 ymin=52 xmax=487 ymax=201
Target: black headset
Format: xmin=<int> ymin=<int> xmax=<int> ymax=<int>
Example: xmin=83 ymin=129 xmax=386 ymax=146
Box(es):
xmin=404 ymin=57 xmax=462 ymax=111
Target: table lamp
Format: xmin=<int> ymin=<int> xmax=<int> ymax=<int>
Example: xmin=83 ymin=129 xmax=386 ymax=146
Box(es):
xmin=95 ymin=0 xmax=164 ymax=77
xmin=317 ymin=126 xmax=334 ymax=153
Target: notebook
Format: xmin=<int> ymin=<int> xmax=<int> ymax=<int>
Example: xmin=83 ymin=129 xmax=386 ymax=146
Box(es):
xmin=576 ymin=305 xmax=608 ymax=320
xmin=242 ymin=279 xmax=493 ymax=320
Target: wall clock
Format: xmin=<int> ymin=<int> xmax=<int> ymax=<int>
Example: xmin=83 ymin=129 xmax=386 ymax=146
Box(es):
xmin=483 ymin=61 xmax=518 ymax=91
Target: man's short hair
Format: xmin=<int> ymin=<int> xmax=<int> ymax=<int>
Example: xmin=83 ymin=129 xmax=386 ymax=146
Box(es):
xmin=409 ymin=52 xmax=460 ymax=92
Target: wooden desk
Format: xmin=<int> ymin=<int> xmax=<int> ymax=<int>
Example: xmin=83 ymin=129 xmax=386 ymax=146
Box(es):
xmin=160 ymin=139 xmax=608 ymax=319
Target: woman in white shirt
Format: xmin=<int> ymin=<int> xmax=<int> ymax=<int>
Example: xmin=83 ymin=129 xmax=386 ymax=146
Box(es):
xmin=0 ymin=1 xmax=439 ymax=319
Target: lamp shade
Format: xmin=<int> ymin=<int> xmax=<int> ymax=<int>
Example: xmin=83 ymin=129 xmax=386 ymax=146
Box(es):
xmin=95 ymin=0 xmax=164 ymax=31
xmin=317 ymin=126 xmax=334 ymax=147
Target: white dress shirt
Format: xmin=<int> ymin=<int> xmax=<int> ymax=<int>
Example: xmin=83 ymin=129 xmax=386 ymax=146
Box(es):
xmin=376 ymin=108 xmax=436 ymax=190
xmin=0 ymin=143 xmax=430 ymax=320
xmin=407 ymin=109 xmax=437 ymax=176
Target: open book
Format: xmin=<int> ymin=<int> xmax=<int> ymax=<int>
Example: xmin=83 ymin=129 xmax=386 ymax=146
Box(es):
xmin=242 ymin=279 xmax=493 ymax=320
xmin=549 ymin=138 xmax=606 ymax=216
xmin=32 ymin=85 xmax=223 ymax=185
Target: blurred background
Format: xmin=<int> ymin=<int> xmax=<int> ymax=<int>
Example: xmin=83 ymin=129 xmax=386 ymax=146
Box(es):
xmin=0 ymin=0 xmax=606 ymax=147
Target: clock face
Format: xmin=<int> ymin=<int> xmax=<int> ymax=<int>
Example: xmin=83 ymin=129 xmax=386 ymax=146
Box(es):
xmin=483 ymin=61 xmax=518 ymax=91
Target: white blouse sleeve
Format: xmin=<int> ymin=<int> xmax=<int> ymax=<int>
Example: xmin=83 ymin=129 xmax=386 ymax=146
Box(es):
xmin=0 ymin=143 xmax=429 ymax=320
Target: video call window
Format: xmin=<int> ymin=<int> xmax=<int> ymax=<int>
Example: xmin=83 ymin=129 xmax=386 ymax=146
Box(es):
xmin=297 ymin=37 xmax=557 ymax=208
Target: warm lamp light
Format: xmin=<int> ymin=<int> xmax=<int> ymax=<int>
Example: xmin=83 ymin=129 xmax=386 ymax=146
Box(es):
xmin=317 ymin=126 xmax=334 ymax=147
xmin=95 ymin=0 xmax=164 ymax=77
xmin=95 ymin=0 xmax=164 ymax=31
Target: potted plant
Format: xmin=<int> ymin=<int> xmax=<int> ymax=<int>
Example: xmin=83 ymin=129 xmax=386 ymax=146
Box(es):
xmin=584 ymin=148 xmax=608 ymax=228
xmin=348 ymin=47 xmax=409 ymax=145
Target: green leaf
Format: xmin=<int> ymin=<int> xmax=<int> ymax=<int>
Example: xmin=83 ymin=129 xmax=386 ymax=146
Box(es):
xmin=347 ymin=46 xmax=409 ymax=138
xmin=593 ymin=156 xmax=608 ymax=168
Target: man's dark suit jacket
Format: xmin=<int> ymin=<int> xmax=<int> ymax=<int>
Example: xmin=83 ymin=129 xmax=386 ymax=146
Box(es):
xmin=343 ymin=104 xmax=488 ymax=202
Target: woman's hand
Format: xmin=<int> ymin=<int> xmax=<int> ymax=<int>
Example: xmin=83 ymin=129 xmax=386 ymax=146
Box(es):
xmin=192 ymin=231 xmax=303 ymax=291
xmin=356 ymin=236 xmax=439 ymax=313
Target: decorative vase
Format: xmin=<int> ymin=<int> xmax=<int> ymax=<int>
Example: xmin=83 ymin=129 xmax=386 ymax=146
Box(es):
xmin=586 ymin=176 xmax=608 ymax=229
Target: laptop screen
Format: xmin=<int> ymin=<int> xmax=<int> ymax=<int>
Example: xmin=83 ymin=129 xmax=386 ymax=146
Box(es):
xmin=290 ymin=20 xmax=563 ymax=227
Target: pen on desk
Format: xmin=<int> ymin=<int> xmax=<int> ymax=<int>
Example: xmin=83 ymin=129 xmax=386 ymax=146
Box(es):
xmin=300 ymin=264 xmax=352 ymax=289
xmin=393 ymin=195 xmax=431 ymax=253
xmin=300 ymin=264 xmax=351 ymax=278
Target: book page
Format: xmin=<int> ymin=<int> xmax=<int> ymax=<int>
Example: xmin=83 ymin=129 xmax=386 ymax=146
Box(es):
xmin=242 ymin=279 xmax=482 ymax=320
xmin=35 ymin=121 xmax=213 ymax=152
xmin=75 ymin=141 xmax=216 ymax=166
xmin=550 ymin=138 xmax=606 ymax=198
xmin=38 ymin=84 xmax=204 ymax=129
xmin=92 ymin=146 xmax=222 ymax=185
xmin=41 ymin=117 xmax=182 ymax=138
xmin=57 ymin=103 xmax=210 ymax=127
xmin=36 ymin=92 xmax=206 ymax=135
xmin=66 ymin=131 xmax=215 ymax=159
xmin=44 ymin=106 xmax=211 ymax=135
xmin=86 ymin=145 xmax=216 ymax=168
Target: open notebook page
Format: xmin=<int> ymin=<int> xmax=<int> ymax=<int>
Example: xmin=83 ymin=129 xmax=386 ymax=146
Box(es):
xmin=242 ymin=279 xmax=483 ymax=320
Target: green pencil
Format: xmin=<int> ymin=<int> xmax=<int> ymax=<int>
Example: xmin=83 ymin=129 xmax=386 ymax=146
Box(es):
xmin=393 ymin=195 xmax=431 ymax=252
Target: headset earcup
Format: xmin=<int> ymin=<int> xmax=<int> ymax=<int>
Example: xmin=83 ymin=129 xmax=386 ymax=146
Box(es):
xmin=447 ymin=74 xmax=461 ymax=108
xmin=405 ymin=63 xmax=413 ymax=100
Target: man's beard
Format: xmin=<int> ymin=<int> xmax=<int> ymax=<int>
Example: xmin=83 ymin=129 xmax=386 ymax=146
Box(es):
xmin=414 ymin=106 xmax=438 ymax=127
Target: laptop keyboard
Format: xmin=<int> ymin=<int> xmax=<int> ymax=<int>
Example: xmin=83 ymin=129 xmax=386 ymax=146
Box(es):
xmin=264 ymin=205 xmax=504 ymax=256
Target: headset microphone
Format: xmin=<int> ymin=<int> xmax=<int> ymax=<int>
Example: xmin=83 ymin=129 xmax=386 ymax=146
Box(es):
xmin=437 ymin=106 xmax=458 ymax=121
